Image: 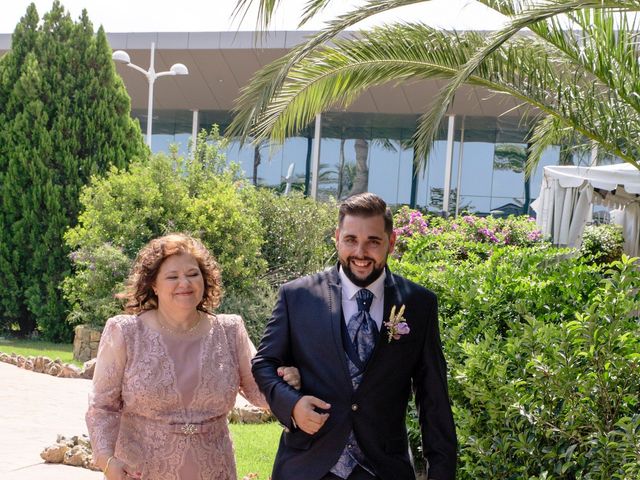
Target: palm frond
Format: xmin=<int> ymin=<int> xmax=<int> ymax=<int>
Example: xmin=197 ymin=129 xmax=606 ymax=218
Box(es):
xmin=228 ymin=0 xmax=427 ymax=142
xmin=239 ymin=26 xmax=498 ymax=144
xmin=232 ymin=0 xmax=282 ymax=31
xmin=417 ymin=0 xmax=640 ymax=162
xmin=243 ymin=21 xmax=639 ymax=170
xmin=231 ymin=0 xmax=640 ymax=177
xmin=526 ymin=115 xmax=568 ymax=177
xmin=299 ymin=0 xmax=339 ymax=27
xmin=232 ymin=0 xmax=338 ymax=30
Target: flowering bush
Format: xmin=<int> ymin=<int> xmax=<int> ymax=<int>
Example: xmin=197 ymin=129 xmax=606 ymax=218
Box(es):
xmin=441 ymin=214 xmax=544 ymax=248
xmin=580 ymin=223 xmax=624 ymax=265
xmin=393 ymin=209 xmax=546 ymax=264
xmin=392 ymin=209 xmax=640 ymax=478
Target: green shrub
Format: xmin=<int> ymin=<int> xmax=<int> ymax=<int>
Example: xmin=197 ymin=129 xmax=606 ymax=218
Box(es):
xmin=452 ymin=256 xmax=640 ymax=479
xmin=64 ymin=129 xmax=266 ymax=329
xmin=580 ymin=223 xmax=624 ymax=265
xmin=62 ymin=243 xmax=131 ymax=328
xmin=254 ymin=189 xmax=338 ymax=286
xmin=219 ymin=282 xmax=279 ymax=345
xmin=64 ymin=128 xmax=339 ymax=341
xmin=222 ymin=190 xmax=337 ymax=343
xmin=393 ymin=211 xmax=640 ymax=478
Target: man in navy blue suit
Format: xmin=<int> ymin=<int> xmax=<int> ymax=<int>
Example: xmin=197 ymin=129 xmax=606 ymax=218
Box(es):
xmin=252 ymin=192 xmax=457 ymax=480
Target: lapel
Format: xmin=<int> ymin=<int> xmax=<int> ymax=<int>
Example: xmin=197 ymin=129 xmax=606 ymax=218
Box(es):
xmin=325 ymin=266 xmax=352 ymax=386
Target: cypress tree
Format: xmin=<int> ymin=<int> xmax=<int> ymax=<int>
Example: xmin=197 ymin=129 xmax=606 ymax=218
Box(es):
xmin=0 ymin=2 xmax=146 ymax=340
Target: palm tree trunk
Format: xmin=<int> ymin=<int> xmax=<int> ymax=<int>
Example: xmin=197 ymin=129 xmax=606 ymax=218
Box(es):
xmin=253 ymin=145 xmax=261 ymax=186
xmin=337 ymin=138 xmax=346 ymax=199
xmin=348 ymin=139 xmax=369 ymax=196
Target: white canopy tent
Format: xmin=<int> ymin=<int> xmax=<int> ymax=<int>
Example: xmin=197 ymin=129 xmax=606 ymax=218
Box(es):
xmin=531 ymin=163 xmax=640 ymax=257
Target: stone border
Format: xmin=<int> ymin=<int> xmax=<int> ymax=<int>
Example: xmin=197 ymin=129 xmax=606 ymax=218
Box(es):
xmin=0 ymin=352 xmax=95 ymax=379
xmin=1 ymin=352 xmax=271 ymax=423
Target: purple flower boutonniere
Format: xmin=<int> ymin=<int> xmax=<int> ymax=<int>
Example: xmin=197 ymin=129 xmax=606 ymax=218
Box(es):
xmin=384 ymin=304 xmax=410 ymax=342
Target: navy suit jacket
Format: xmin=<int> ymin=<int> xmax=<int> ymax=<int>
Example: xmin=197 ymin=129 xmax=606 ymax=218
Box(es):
xmin=252 ymin=266 xmax=457 ymax=480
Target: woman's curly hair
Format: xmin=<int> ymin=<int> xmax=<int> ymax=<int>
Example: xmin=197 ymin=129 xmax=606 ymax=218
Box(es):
xmin=119 ymin=233 xmax=223 ymax=314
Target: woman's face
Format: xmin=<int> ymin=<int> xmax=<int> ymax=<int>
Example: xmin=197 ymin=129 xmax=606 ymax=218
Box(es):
xmin=153 ymin=253 xmax=205 ymax=312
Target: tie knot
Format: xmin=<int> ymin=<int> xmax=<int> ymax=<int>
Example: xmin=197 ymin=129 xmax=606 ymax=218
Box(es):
xmin=355 ymin=289 xmax=374 ymax=313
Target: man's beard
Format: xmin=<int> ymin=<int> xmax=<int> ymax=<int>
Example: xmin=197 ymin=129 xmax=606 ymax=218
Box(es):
xmin=340 ymin=256 xmax=386 ymax=287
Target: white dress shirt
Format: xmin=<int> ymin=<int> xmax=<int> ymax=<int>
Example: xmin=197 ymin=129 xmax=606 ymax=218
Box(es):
xmin=339 ymin=266 xmax=386 ymax=331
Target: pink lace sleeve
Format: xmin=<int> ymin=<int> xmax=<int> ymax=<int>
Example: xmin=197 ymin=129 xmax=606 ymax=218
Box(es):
xmin=85 ymin=317 xmax=127 ymax=467
xmin=235 ymin=317 xmax=268 ymax=409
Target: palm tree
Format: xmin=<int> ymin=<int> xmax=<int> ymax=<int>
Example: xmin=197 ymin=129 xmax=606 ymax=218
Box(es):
xmin=229 ymin=0 xmax=640 ymax=176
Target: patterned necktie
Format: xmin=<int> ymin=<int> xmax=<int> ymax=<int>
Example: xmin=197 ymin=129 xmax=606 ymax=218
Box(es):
xmin=347 ymin=288 xmax=378 ymax=387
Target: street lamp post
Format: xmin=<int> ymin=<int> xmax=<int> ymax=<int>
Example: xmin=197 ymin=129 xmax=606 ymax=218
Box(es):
xmin=112 ymin=42 xmax=189 ymax=149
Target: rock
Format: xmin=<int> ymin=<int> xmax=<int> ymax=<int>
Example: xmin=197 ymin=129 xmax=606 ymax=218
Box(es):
xmin=63 ymin=445 xmax=91 ymax=467
xmin=81 ymin=358 xmax=96 ymax=379
xmin=74 ymin=325 xmax=102 ymax=362
xmin=1 ymin=352 xmax=94 ymax=380
xmin=90 ymin=329 xmax=102 ymax=342
xmin=76 ymin=434 xmax=92 ymax=450
xmin=56 ymin=434 xmax=75 ymax=447
xmin=40 ymin=443 xmax=69 ymax=463
xmin=44 ymin=434 xmax=100 ymax=471
xmin=228 ymin=405 xmax=272 ymax=424
xmin=57 ymin=364 xmax=82 ymax=378
xmin=33 ymin=356 xmax=46 ymax=373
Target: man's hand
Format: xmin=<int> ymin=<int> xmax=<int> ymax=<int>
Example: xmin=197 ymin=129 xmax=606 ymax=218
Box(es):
xmin=292 ymin=395 xmax=331 ymax=434
xmin=277 ymin=366 xmax=301 ymax=390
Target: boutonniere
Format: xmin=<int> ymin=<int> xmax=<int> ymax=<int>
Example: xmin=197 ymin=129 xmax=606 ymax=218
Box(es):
xmin=384 ymin=305 xmax=410 ymax=342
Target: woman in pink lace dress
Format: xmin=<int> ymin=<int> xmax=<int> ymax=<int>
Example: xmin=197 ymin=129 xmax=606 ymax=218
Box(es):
xmin=86 ymin=234 xmax=298 ymax=480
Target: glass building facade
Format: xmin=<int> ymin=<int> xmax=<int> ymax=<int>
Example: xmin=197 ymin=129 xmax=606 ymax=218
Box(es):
xmin=138 ymin=108 xmax=594 ymax=215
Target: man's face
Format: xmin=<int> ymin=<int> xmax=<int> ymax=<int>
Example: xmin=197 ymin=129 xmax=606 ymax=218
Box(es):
xmin=335 ymin=214 xmax=396 ymax=287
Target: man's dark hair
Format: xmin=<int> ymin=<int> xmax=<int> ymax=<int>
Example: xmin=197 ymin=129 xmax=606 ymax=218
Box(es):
xmin=338 ymin=192 xmax=393 ymax=234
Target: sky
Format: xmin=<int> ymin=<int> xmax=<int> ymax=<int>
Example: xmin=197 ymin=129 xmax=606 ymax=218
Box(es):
xmin=0 ymin=0 xmax=508 ymax=33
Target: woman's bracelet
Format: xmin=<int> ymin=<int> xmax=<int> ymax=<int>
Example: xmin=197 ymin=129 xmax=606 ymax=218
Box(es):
xmin=104 ymin=456 xmax=115 ymax=475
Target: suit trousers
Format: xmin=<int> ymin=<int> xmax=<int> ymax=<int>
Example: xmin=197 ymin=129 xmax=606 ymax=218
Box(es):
xmin=320 ymin=465 xmax=379 ymax=480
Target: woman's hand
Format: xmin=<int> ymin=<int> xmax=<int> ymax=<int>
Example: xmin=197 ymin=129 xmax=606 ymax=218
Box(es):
xmin=103 ymin=456 xmax=142 ymax=480
xmin=277 ymin=366 xmax=301 ymax=390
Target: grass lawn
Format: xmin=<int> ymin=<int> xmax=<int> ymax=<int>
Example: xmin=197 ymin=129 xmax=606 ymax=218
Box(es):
xmin=0 ymin=338 xmax=82 ymax=366
xmin=231 ymin=422 xmax=281 ymax=479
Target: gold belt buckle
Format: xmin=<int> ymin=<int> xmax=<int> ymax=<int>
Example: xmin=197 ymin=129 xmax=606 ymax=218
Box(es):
xmin=181 ymin=423 xmax=198 ymax=435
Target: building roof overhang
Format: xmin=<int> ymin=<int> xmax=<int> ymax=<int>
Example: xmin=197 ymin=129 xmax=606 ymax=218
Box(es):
xmin=0 ymin=31 xmax=531 ymax=122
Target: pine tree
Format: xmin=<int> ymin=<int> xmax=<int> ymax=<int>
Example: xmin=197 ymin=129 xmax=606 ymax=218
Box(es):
xmin=0 ymin=2 xmax=146 ymax=340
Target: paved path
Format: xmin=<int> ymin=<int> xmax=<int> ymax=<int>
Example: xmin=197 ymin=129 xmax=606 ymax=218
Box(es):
xmin=0 ymin=361 xmax=259 ymax=479
xmin=0 ymin=361 xmax=102 ymax=479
